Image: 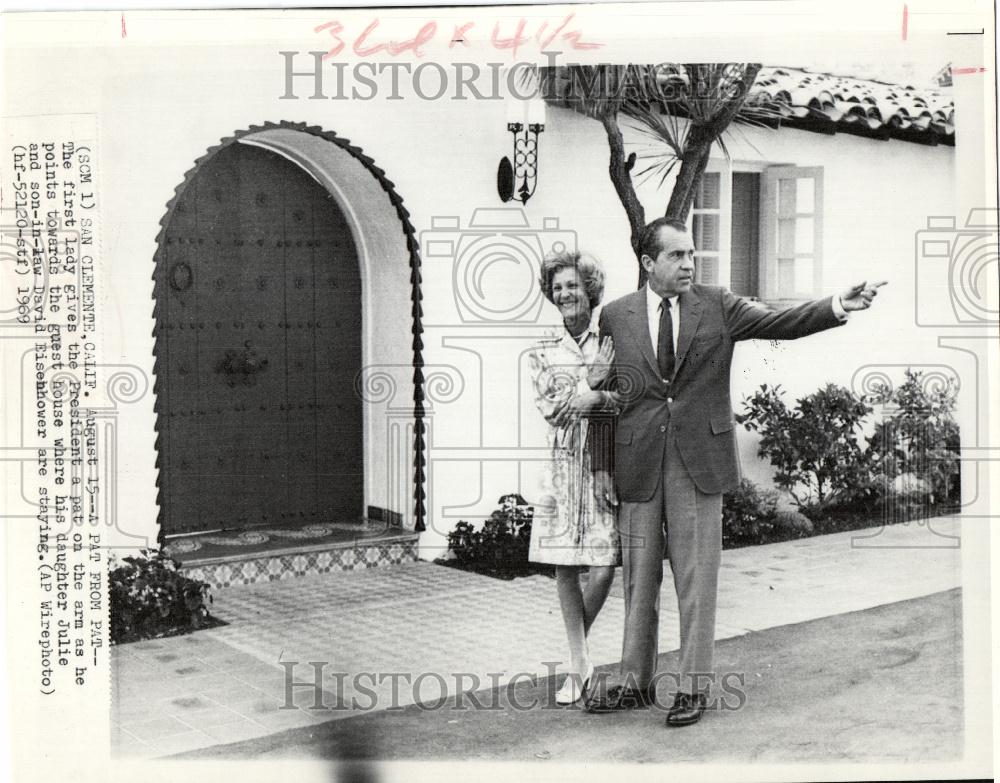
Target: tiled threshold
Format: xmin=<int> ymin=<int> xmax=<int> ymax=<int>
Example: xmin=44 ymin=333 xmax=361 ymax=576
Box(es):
xmin=173 ymin=526 xmax=419 ymax=588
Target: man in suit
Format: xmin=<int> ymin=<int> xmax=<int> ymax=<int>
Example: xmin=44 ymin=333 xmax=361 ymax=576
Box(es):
xmin=585 ymin=217 xmax=884 ymax=725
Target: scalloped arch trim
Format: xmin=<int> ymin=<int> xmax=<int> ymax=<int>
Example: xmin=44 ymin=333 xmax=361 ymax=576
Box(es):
xmin=151 ymin=120 xmax=426 ymax=539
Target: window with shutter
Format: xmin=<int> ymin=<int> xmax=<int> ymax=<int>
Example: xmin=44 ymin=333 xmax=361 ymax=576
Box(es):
xmin=691 ymin=171 xmax=722 ymax=285
xmin=760 ymin=166 xmax=824 ymax=304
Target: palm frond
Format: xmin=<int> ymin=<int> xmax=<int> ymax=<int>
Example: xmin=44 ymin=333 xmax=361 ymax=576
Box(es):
xmin=631 ymin=153 xmax=679 ymax=179
xmin=719 ymin=121 xmax=767 ymax=159
xmin=533 ymin=62 xmax=774 ymax=198
xmin=656 ymin=160 xmax=679 ymax=190
xmin=626 ymin=148 xmax=681 ymax=187
xmin=715 ymin=131 xmax=731 ymax=163
xmin=622 ymin=103 xmax=684 ymax=159
xmin=531 ymin=63 xmax=639 ymax=120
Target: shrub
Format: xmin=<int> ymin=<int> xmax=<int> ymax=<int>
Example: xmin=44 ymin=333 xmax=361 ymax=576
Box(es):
xmin=444 ymin=494 xmax=535 ymax=577
xmin=865 ymin=369 xmax=960 ymax=506
xmin=772 ymin=509 xmax=813 ymax=538
xmin=110 ymin=549 xmax=213 ymax=644
xmin=722 ymin=483 xmax=815 ymax=547
xmin=447 ymin=521 xmax=479 ymax=565
xmin=722 ymin=479 xmax=780 ymax=548
xmin=739 ymin=383 xmax=875 ymax=509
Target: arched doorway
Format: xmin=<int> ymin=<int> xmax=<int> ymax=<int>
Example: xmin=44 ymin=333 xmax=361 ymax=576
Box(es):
xmin=153 ymin=123 xmax=425 ymax=539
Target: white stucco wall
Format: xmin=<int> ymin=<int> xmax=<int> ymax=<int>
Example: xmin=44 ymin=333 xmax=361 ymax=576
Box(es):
xmin=696 ymin=121 xmax=960 ymax=492
xmin=417 ymin=104 xmax=963 ymax=552
xmin=1 ymin=43 xmax=965 ymax=556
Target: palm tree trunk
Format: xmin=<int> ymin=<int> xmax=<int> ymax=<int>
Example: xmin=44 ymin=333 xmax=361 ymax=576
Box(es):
xmin=599 ymin=111 xmax=645 ymax=259
xmin=665 ymin=64 xmax=762 ymax=223
xmin=665 ymin=123 xmax=714 ymax=223
xmin=579 ymin=63 xmax=763 ymax=288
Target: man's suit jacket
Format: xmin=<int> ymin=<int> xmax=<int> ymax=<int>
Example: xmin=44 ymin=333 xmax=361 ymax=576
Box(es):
xmin=595 ymin=284 xmax=844 ymax=500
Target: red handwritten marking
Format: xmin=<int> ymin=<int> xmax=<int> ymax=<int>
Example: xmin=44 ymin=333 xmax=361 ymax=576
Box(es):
xmin=314 ymin=16 xmax=602 ymax=58
xmin=353 ymin=20 xmax=386 ymax=56
xmin=902 ymin=3 xmax=907 ymax=41
xmin=451 ymin=21 xmax=474 ymax=48
xmin=562 ymin=27 xmax=602 ymax=50
xmin=952 ymin=66 xmax=987 ymax=75
xmin=550 ymin=13 xmax=601 ymax=50
xmin=491 ymin=19 xmax=528 ymax=59
xmin=353 ymin=19 xmax=437 ymax=57
xmin=121 ymin=12 xmax=126 ymax=39
xmin=315 ymin=21 xmax=345 ymax=59
xmin=388 ymin=21 xmax=436 ymax=57
xmin=540 ymin=14 xmax=572 ymax=49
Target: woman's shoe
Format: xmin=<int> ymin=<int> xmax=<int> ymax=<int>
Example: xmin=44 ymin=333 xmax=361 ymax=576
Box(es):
xmin=555 ymin=663 xmax=595 ymax=706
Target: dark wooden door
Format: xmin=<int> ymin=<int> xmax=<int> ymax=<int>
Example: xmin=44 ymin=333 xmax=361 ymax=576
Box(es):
xmin=155 ymin=142 xmax=363 ymax=535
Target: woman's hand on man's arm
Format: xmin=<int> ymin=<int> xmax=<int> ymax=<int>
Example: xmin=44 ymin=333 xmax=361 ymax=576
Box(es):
xmin=550 ymin=390 xmax=611 ymax=428
xmin=586 ymin=336 xmax=615 ymax=389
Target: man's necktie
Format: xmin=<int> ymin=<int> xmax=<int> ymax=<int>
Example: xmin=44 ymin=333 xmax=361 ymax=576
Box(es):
xmin=658 ymin=298 xmax=675 ymax=381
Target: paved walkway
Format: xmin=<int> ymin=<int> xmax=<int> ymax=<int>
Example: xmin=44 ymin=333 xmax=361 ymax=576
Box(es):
xmin=111 ymin=517 xmax=961 ymax=758
xmin=178 ymin=589 xmax=964 ymax=763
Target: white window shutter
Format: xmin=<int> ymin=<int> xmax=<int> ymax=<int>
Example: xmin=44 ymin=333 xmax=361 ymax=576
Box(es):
xmin=691 ymin=171 xmax=724 ymax=285
xmin=761 ymin=166 xmax=824 ymax=303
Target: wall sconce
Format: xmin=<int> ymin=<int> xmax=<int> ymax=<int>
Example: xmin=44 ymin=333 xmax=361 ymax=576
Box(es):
xmin=498 ymin=100 xmax=545 ymax=204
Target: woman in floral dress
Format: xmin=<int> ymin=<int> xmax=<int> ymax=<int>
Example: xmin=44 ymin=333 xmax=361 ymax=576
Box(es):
xmin=528 ymin=250 xmax=620 ymax=705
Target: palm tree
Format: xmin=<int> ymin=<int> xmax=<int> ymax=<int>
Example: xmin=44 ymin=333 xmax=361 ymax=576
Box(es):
xmin=535 ymin=63 xmax=767 ymax=285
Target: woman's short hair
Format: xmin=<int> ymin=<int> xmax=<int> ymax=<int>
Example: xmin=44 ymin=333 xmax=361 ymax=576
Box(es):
xmin=538 ymin=250 xmax=606 ymax=310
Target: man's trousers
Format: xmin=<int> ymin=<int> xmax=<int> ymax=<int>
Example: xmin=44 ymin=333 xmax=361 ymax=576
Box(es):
xmin=617 ymin=435 xmax=723 ymax=695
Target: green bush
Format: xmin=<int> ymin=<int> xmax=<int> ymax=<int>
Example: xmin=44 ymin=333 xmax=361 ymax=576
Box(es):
xmin=739 ymin=383 xmax=874 ymax=509
xmin=739 ymin=371 xmax=961 ymax=534
xmin=722 ymin=479 xmax=780 ymax=548
xmin=772 ymin=509 xmax=814 ymax=538
xmin=866 ymin=369 xmax=960 ymax=506
xmin=444 ymin=494 xmax=535 ymax=578
xmin=722 ymin=481 xmax=816 ymax=548
xmin=110 ymin=549 xmax=213 ymax=645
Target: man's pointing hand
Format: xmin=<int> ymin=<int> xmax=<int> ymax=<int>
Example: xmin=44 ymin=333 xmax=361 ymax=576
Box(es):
xmin=840 ymin=280 xmax=887 ymax=311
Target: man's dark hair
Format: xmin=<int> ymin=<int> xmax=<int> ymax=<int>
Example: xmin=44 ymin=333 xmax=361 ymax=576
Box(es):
xmin=639 ymin=217 xmax=689 ymax=261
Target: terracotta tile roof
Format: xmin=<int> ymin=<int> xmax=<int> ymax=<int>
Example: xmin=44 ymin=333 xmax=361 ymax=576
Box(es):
xmin=747 ymin=66 xmax=954 ymax=145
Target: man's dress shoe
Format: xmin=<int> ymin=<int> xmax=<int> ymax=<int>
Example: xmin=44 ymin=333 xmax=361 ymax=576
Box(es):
xmin=584 ymin=684 xmax=656 ymax=713
xmin=665 ymin=692 xmax=707 ymax=726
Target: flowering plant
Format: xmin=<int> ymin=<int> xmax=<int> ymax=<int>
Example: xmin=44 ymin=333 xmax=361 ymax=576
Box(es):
xmin=109 ymin=548 xmax=213 ymax=644
xmin=443 ymin=494 xmax=537 ymax=579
